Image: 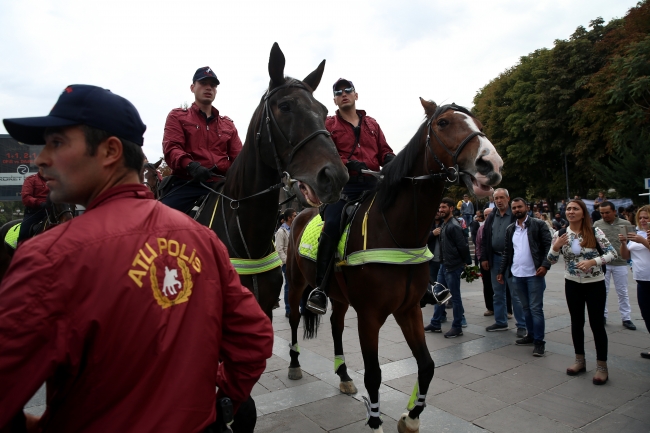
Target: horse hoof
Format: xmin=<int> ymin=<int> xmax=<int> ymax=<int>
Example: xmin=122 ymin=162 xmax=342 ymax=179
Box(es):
xmin=339 ymin=380 xmax=358 ymax=394
xmin=288 ymin=367 xmax=303 ymax=380
xmin=397 ymin=413 xmax=420 ymax=433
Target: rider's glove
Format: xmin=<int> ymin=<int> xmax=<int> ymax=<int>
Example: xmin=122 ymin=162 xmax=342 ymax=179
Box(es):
xmin=382 ymin=154 xmax=396 ymax=166
xmin=186 ymin=161 xmax=211 ymax=183
xmin=346 ymin=160 xmax=368 ymax=174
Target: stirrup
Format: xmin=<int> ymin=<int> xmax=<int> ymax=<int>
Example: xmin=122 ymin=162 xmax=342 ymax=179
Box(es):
xmin=432 ymin=282 xmax=452 ymax=305
xmin=306 ymin=287 xmax=327 ymax=315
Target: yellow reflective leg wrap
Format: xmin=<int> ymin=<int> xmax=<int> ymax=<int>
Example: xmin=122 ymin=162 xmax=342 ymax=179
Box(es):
xmin=334 ymin=355 xmax=345 ymax=373
xmin=289 ymin=343 xmax=300 ymax=353
xmin=406 ymin=380 xmax=426 ymax=411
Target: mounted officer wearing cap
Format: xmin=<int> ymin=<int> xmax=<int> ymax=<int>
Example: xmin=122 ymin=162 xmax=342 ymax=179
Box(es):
xmin=193 ymin=66 xmax=220 ymax=85
xmin=3 ymin=84 xmax=147 ymax=146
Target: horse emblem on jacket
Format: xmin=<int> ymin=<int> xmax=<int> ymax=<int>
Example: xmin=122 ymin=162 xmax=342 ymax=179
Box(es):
xmin=150 ymin=258 xmax=193 ymax=309
xmin=162 ymin=266 xmax=182 ymax=296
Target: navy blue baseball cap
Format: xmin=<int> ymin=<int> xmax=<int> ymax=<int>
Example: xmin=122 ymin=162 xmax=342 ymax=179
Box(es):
xmin=332 ymin=78 xmax=354 ymax=92
xmin=192 ymin=66 xmax=220 ymax=84
xmin=3 ymin=84 xmax=146 ymax=146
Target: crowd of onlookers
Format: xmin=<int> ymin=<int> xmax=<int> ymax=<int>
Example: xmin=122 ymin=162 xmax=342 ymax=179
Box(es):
xmin=423 ymin=189 xmax=650 ymax=386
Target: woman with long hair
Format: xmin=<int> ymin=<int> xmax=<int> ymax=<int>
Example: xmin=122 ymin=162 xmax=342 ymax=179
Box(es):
xmin=548 ymin=199 xmax=617 ymax=384
xmin=618 ymin=205 xmax=650 ymax=359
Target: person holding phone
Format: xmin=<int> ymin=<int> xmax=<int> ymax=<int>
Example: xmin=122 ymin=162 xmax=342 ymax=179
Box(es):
xmin=618 ymin=205 xmax=650 ymax=359
xmin=548 ymin=199 xmax=617 ymax=385
xmin=594 ymin=201 xmax=636 ymax=330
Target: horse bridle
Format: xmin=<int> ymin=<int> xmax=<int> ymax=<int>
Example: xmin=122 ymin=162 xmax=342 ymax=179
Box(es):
xmin=422 ymin=106 xmax=486 ymax=184
xmin=257 ymin=79 xmax=331 ymax=191
xmin=382 ymin=106 xmax=487 ymax=250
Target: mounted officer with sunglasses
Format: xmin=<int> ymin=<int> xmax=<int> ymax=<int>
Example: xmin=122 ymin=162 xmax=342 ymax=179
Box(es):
xmin=306 ymin=78 xmax=396 ymax=314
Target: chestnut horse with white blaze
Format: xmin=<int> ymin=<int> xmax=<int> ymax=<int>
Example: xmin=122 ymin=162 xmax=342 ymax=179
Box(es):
xmin=286 ymin=99 xmax=503 ymax=432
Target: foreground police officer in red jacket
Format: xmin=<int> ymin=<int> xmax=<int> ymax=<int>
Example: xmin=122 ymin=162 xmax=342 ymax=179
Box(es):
xmin=0 ymin=85 xmax=272 ymax=433
xmin=17 ymin=170 xmax=50 ymax=244
xmin=306 ymin=78 xmax=395 ymax=314
xmin=162 ymin=67 xmax=243 ymax=213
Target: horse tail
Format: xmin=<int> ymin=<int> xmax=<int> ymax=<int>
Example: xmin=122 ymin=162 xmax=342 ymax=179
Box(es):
xmin=301 ymin=286 xmax=321 ymax=339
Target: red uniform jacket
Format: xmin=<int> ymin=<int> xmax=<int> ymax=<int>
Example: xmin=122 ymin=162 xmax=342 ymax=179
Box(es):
xmin=163 ymin=103 xmax=243 ymax=179
xmin=21 ymin=173 xmax=49 ymax=209
xmin=0 ymin=184 xmax=273 ymax=433
xmin=326 ymin=110 xmax=394 ymax=175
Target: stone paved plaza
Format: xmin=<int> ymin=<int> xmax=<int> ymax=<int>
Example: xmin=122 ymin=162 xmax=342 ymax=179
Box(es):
xmin=24 ymin=258 xmax=650 ymax=432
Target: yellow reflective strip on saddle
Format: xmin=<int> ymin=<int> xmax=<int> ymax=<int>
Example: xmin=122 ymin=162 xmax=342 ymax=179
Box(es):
xmin=342 ymin=246 xmax=433 ymax=267
xmin=230 ymin=251 xmax=282 ymax=275
xmin=4 ymin=223 xmax=20 ymax=249
xmin=298 ymin=214 xmax=324 ymax=261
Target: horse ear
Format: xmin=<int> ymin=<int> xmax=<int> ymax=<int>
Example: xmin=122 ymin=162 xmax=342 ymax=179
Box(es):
xmin=154 ymin=157 xmax=163 ymax=169
xmin=420 ymin=97 xmax=437 ymax=117
xmin=268 ymin=42 xmax=286 ymax=87
xmin=302 ymin=60 xmax=326 ymax=92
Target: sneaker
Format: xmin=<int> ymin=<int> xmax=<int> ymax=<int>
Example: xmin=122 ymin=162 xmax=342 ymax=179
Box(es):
xmin=424 ymin=324 xmax=441 ymax=333
xmin=440 ymin=316 xmax=447 ymax=323
xmin=306 ymin=289 xmax=328 ymax=315
xmin=623 ymin=320 xmax=637 ymax=330
xmin=483 ymin=310 xmax=494 ymax=316
xmin=444 ymin=327 xmax=463 ymax=338
xmin=641 ymin=352 xmax=650 ymax=359
xmin=533 ymin=342 xmax=546 ymax=357
xmin=516 ymin=336 xmax=534 ymax=346
xmin=516 ymin=328 xmax=527 ymax=338
xmin=486 ymin=323 xmax=509 ymax=332
xmin=507 ymin=313 xmax=513 ymax=319
xmin=461 ymin=317 xmax=468 ymax=328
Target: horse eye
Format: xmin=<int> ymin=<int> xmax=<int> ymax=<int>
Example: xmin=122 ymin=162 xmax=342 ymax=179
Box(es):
xmin=278 ymin=102 xmax=291 ymax=112
xmin=437 ymin=119 xmax=449 ymax=127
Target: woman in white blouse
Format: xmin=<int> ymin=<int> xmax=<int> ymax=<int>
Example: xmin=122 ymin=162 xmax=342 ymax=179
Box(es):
xmin=548 ymin=199 xmax=617 ymax=385
xmin=618 ymin=205 xmax=650 ymax=360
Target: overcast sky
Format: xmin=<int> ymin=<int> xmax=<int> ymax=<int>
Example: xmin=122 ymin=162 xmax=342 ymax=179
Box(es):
xmin=0 ymin=0 xmax=639 ymax=161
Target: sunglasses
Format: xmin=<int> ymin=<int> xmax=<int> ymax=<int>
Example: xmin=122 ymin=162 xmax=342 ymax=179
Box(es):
xmin=333 ymin=87 xmax=355 ymax=97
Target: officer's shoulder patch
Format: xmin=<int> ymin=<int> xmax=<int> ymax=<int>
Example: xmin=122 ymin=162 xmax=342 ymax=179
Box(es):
xmin=220 ymin=115 xmax=234 ymax=123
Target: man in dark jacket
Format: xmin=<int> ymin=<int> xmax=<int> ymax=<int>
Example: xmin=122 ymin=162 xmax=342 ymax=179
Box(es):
xmin=161 ymin=66 xmax=243 ymax=213
xmin=424 ymin=197 xmax=472 ymax=338
xmin=479 ymin=188 xmax=526 ymax=336
xmin=497 ymin=198 xmax=552 ymax=356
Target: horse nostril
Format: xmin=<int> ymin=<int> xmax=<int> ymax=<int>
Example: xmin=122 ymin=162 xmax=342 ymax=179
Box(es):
xmin=317 ymin=166 xmax=334 ymax=195
xmin=475 ymin=157 xmax=493 ymax=175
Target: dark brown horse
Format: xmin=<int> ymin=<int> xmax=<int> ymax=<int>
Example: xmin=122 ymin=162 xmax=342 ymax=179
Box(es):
xmin=195 ymin=43 xmax=348 ymax=319
xmin=286 ymin=99 xmax=503 ymax=432
xmin=142 ymin=158 xmax=163 ymax=199
xmin=0 ymin=202 xmax=76 ymax=283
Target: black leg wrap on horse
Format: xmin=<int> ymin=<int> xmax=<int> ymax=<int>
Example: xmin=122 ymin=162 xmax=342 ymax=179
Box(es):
xmin=335 ymin=360 xmax=353 ymax=382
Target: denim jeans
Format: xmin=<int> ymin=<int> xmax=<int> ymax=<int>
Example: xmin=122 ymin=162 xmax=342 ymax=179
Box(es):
xmin=512 ymin=275 xmax=546 ymax=344
xmin=281 ymin=264 xmax=290 ymax=314
xmin=430 ymin=264 xmax=464 ymax=329
xmin=491 ymin=254 xmax=525 ymax=328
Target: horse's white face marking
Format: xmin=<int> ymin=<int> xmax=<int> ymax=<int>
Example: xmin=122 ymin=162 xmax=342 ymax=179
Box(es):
xmin=450 ymin=111 xmax=503 ymax=196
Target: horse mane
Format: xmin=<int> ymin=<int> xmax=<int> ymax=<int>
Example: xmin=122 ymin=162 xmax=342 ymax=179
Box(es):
xmin=376 ymin=121 xmax=427 ymax=210
xmin=376 ymin=102 xmax=474 ymax=210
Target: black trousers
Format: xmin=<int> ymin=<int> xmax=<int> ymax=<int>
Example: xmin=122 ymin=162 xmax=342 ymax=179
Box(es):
xmin=481 ymin=269 xmax=494 ymax=311
xmin=637 ymin=280 xmax=650 ymax=332
xmin=565 ymin=279 xmax=608 ymax=361
xmin=17 ymin=208 xmax=46 ymax=244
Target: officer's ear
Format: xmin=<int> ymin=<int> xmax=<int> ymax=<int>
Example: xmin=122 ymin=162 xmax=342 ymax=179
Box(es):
xmin=99 ymin=136 xmax=124 ymax=168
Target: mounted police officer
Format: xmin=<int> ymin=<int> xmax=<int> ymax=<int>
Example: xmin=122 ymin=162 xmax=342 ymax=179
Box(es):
xmin=17 ymin=169 xmax=49 ymax=244
xmin=161 ymin=67 xmax=243 ymax=213
xmin=306 ymin=78 xmax=395 ymax=314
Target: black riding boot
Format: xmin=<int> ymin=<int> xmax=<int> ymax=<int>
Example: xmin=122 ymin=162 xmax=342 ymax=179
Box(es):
xmin=307 ymin=232 xmax=337 ymax=315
